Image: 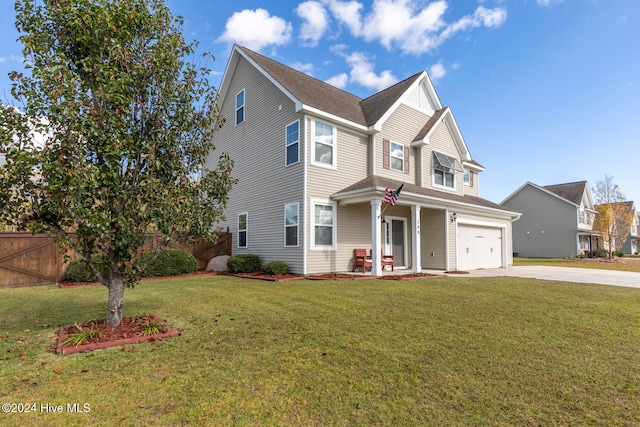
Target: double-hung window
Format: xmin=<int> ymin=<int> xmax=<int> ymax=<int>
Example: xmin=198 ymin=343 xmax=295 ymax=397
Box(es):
xmin=284 ymin=203 xmax=299 ymax=247
xmin=238 ymin=212 xmax=248 ymax=248
xmin=235 ymin=89 xmax=245 ymax=125
xmin=390 ymin=142 xmax=404 ymax=172
xmin=311 ymin=199 xmax=336 ymax=249
xmin=312 ymin=120 xmax=335 ymax=168
xmin=285 ymin=121 xmax=299 ymax=165
xmin=433 ymin=151 xmax=461 ymax=189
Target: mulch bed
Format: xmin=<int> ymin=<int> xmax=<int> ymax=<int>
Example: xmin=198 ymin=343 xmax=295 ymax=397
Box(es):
xmin=59 ymin=270 xmax=219 ymax=288
xmin=305 ymin=273 xmax=373 ymax=280
xmin=444 ymin=270 xmax=470 ymax=274
xmin=225 ymin=272 xmax=305 ymax=282
xmin=55 ymin=313 xmax=179 ymax=355
xmin=377 ymin=272 xmax=446 ymax=280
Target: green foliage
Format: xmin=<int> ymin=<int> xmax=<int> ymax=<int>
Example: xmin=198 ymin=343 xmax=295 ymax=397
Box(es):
xmin=63 ymin=322 xmax=103 ymax=347
xmin=227 ymin=254 xmax=262 ymax=274
xmin=1 ymin=0 xmax=236 ymax=326
xmin=261 ymin=260 xmax=290 ymax=275
xmin=64 ymin=254 xmax=109 ymax=282
xmin=138 ymin=247 xmax=198 ymax=277
xmin=139 ymin=317 xmax=163 ymax=336
xmin=612 ymin=251 xmax=625 ymax=258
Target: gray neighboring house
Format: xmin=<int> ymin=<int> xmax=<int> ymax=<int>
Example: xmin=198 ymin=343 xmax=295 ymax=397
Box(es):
xmin=501 ymin=181 xmax=599 ymax=258
xmin=205 ymin=45 xmax=520 ymax=275
xmin=620 ymin=202 xmax=639 ymax=255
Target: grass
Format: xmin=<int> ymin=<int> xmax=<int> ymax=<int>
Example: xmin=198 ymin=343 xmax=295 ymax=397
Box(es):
xmin=1 ymin=275 xmax=640 ymax=426
xmin=514 ymin=256 xmax=640 ymax=272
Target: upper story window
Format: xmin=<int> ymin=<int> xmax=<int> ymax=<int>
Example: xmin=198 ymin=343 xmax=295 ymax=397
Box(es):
xmin=463 ymin=169 xmax=470 ymax=185
xmin=390 ymin=142 xmax=404 ymax=172
xmin=285 ymin=121 xmax=299 ymax=166
xmin=383 ymin=139 xmax=409 ymax=174
xmin=578 ymin=208 xmax=586 ymax=224
xmin=433 ymin=151 xmax=461 ymax=190
xmin=312 ymin=120 xmax=335 ymax=168
xmin=235 ymin=89 xmax=245 ymax=125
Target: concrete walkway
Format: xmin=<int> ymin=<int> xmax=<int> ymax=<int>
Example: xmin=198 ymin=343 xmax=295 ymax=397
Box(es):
xmin=462 ymin=266 xmax=640 ymax=289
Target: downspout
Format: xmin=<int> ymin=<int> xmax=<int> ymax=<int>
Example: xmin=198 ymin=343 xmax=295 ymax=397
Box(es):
xmin=303 ymin=114 xmax=309 ymax=275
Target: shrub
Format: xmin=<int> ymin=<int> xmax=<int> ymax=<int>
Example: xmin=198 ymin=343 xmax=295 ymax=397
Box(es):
xmin=592 ymin=248 xmax=607 ymax=258
xmin=613 ymin=251 xmax=625 ymax=258
xmin=227 ymin=254 xmax=262 ymax=274
xmin=139 ymin=247 xmax=198 ymax=277
xmin=64 ymin=254 xmax=108 ymax=282
xmin=262 ymin=261 xmax=290 ymax=275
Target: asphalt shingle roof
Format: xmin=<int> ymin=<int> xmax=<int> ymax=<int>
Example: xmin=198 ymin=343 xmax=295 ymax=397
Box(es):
xmin=543 ymin=181 xmax=588 ymax=205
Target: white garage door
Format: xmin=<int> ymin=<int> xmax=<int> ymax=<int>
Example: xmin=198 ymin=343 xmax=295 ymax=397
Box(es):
xmin=458 ymin=225 xmax=503 ymax=270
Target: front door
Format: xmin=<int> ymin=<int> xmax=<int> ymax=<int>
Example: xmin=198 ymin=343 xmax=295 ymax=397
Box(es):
xmin=391 ymin=220 xmax=405 ymax=266
xmin=383 ymin=217 xmax=406 ymax=268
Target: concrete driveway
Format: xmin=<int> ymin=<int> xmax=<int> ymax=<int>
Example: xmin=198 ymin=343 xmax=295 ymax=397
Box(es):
xmin=463 ymin=266 xmax=640 ymax=289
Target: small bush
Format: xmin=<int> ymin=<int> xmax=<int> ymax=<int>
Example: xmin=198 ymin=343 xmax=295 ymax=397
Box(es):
xmin=64 ymin=254 xmax=108 ymax=282
xmin=262 ymin=261 xmax=290 ymax=275
xmin=592 ymin=248 xmax=607 ymax=258
xmin=139 ymin=247 xmax=198 ymax=277
xmin=613 ymin=251 xmax=625 ymax=258
xmin=227 ymin=254 xmax=262 ymax=274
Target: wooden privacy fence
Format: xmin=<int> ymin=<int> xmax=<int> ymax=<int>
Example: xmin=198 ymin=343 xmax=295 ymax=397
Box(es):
xmin=0 ymin=229 xmax=231 ymax=289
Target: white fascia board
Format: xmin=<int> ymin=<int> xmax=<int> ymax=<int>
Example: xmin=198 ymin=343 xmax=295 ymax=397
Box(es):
xmin=217 ymin=45 xmax=242 ymax=106
xmin=372 ymin=72 xmax=443 ymax=131
xmin=299 ymin=105 xmax=371 ymax=133
xmin=461 ymin=160 xmax=485 ymax=172
xmin=442 ymin=110 xmax=471 ymax=161
xmin=411 ymin=107 xmax=451 ymax=147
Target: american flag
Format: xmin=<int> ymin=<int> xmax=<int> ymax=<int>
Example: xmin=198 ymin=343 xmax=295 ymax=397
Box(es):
xmin=384 ymin=184 xmax=403 ymax=206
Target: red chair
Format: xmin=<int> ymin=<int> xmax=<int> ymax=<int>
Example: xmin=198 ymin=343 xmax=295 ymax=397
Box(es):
xmin=353 ymin=248 xmax=372 ymax=272
xmin=372 ymin=249 xmax=394 ymax=271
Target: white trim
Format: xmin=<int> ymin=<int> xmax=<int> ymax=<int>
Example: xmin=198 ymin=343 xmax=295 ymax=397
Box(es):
xmin=432 ymin=151 xmax=457 ymax=192
xmin=384 ymin=215 xmax=408 ymax=269
xmin=310 ymin=198 xmax=337 ymax=251
xmin=237 ymin=212 xmax=248 ymax=248
xmin=310 ymin=119 xmax=337 ymax=170
xmin=456 ymin=218 xmax=508 ymax=269
xmin=284 ymin=202 xmax=300 ymax=248
xmin=285 ymin=119 xmax=300 ymax=167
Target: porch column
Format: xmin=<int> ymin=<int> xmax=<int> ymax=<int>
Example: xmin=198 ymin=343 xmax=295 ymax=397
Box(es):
xmin=412 ymin=205 xmax=421 ymax=273
xmin=371 ymin=199 xmax=383 ymax=276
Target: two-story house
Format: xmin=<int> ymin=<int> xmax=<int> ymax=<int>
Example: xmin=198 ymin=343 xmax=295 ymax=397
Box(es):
xmin=617 ymin=202 xmax=639 ymax=255
xmin=501 ymin=181 xmax=599 ymax=258
xmin=205 ymin=45 xmax=520 ymax=275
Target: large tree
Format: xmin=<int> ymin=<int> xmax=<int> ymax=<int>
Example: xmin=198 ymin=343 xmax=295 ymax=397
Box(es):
xmin=0 ymin=0 xmax=235 ymax=326
xmin=592 ymin=174 xmax=634 ymax=259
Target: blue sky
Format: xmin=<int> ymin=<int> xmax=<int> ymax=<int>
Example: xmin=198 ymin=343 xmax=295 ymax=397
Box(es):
xmin=1 ymin=0 xmax=639 ymax=205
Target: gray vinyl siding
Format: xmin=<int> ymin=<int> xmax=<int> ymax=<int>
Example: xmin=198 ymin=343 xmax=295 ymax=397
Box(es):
xmin=421 ymin=208 xmax=447 ymax=269
xmin=205 ymin=56 xmax=305 ymax=272
xmin=502 ymin=185 xmax=579 ymax=258
xmin=306 ymin=118 xmax=370 ymax=274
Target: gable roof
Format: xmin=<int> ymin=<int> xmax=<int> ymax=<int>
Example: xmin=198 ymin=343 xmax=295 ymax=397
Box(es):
xmin=543 ymin=181 xmax=589 ymax=206
xmin=502 ymin=180 xmax=594 ymax=208
xmin=219 ymin=45 xmax=476 ymax=162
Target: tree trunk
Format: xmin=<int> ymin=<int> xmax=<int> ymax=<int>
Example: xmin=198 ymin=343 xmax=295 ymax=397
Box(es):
xmin=106 ymin=274 xmax=126 ymax=327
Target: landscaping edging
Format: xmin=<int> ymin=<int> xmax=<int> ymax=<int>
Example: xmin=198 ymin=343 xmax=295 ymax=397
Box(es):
xmin=56 ymin=314 xmax=179 ymax=355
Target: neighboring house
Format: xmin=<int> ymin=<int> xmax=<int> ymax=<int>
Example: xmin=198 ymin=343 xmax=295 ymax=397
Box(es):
xmin=501 ymin=181 xmax=599 ymax=258
xmin=615 ymin=202 xmax=639 ymax=255
xmin=205 ymin=45 xmax=520 ymax=275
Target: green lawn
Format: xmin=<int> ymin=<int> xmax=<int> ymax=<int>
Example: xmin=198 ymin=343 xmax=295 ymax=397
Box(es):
xmin=514 ymin=256 xmax=640 ymax=272
xmin=2 ymin=275 xmax=640 ymax=426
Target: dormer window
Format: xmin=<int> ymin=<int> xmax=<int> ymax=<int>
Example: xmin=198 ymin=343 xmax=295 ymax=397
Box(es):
xmin=433 ymin=151 xmax=462 ymax=189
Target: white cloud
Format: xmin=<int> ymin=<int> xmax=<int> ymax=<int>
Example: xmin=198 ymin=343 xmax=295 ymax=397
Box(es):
xmin=0 ymin=57 xmax=6 ymax=64
xmin=536 ymin=0 xmax=567 ymax=5
xmin=325 ymin=72 xmax=349 ymax=88
xmin=345 ymin=52 xmax=397 ymax=91
xmin=323 ymin=0 xmax=364 ymax=36
xmin=296 ymin=1 xmax=329 ymax=47
xmin=429 ymin=62 xmax=446 ymax=83
xmin=218 ymin=9 xmax=292 ymax=52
